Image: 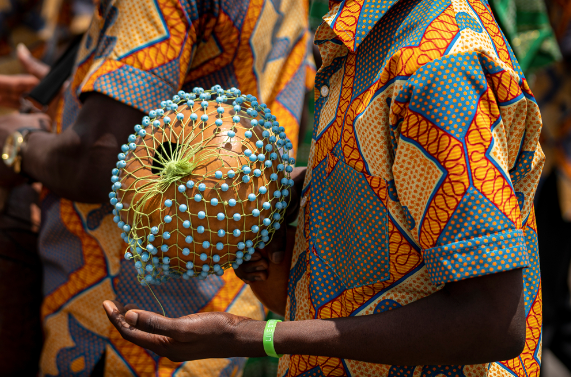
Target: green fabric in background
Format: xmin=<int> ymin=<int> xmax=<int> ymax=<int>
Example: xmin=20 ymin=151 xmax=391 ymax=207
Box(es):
xmin=488 ymin=0 xmax=561 ymax=74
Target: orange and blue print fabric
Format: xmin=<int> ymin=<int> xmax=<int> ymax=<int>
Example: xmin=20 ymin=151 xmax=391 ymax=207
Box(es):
xmin=279 ymin=0 xmax=543 ymax=376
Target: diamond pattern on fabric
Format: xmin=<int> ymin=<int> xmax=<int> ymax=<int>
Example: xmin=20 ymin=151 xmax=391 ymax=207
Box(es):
xmin=314 ymin=157 xmax=390 ymax=289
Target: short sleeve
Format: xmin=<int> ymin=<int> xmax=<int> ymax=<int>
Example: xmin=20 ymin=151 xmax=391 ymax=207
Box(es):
xmin=73 ymin=0 xmax=200 ymax=112
xmin=390 ymin=51 xmax=544 ymax=285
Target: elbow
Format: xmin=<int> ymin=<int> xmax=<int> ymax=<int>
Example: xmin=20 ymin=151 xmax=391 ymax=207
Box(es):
xmin=491 ymin=316 xmax=526 ymax=361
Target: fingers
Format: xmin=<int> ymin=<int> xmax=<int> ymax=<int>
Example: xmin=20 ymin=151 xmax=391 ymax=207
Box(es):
xmin=0 ymin=75 xmax=39 ymax=108
xmin=125 ymin=309 xmax=193 ymax=343
xmin=17 ymin=44 xmax=50 ymax=79
xmin=103 ymin=300 xmax=173 ymax=354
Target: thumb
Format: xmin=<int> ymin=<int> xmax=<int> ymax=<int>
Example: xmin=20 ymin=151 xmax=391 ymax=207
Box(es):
xmin=125 ymin=310 xmax=186 ymax=341
xmin=17 ymin=44 xmax=49 ymax=79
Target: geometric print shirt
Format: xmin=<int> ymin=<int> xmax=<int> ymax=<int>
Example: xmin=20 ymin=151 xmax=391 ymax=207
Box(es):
xmin=38 ymin=0 xmax=313 ymax=376
xmin=278 ymin=0 xmax=543 ymax=376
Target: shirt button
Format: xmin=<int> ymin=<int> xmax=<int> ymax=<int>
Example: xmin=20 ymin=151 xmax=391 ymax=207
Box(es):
xmin=320 ymin=85 xmax=329 ymax=97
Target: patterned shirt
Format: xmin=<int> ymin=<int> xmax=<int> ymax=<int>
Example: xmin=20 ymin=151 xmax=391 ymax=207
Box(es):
xmin=279 ymin=0 xmax=543 ymax=376
xmin=39 ymin=0 xmax=313 ymax=376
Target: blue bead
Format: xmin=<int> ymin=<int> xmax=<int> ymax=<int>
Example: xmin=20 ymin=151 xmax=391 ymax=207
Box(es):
xmin=164 ymin=215 xmax=172 ymax=223
xmin=187 ymin=100 xmax=195 ymax=107
xmin=217 ymin=213 xmax=225 ymax=220
xmin=276 ymin=202 xmax=284 ymax=209
xmin=198 ymin=211 xmax=206 ymax=219
xmin=247 ymin=247 xmax=255 ymax=255
xmin=123 ymin=224 xmax=131 ymax=232
xmin=134 ymin=125 xmax=142 ymax=132
xmin=115 ymin=203 xmax=124 ymax=210
xmin=178 ymin=184 xmax=186 ymax=193
xmin=202 ymin=264 xmax=210 ymax=272
xmin=253 ymin=169 xmax=261 ymax=177
xmin=233 ymin=213 xmax=241 ymax=221
xmin=258 ymin=242 xmax=266 ymax=249
xmin=262 ymin=236 xmax=270 ymax=242
xmin=233 ymin=116 xmax=240 ymax=123
xmin=238 ymin=242 xmax=245 ymax=250
xmin=233 ymin=229 xmax=241 ymax=237
xmin=164 ymin=199 xmax=172 ymax=207
xmin=160 ymin=101 xmax=167 ymax=108
xmin=211 ymin=198 xmax=218 ymax=206
xmin=228 ymin=199 xmax=236 ymax=207
xmin=261 ymin=229 xmax=269 ymax=237
xmin=248 ymin=193 xmax=256 ymax=201
xmin=163 ymin=257 xmax=170 ymax=264
xmin=138 ymin=130 xmax=146 ymax=137
xmin=163 ymin=232 xmax=171 ymax=240
xmin=213 ymin=254 xmax=221 ymax=263
xmin=249 ymin=155 xmax=257 ymax=162
xmin=185 ymin=235 xmax=193 ymax=243
xmin=281 ymin=178 xmax=289 ymax=185
xmin=194 ymin=194 xmax=202 ymax=202
xmin=121 ymin=144 xmax=129 ymax=152
xmin=218 ymin=229 xmax=225 ymax=237
xmin=202 ymin=241 xmax=210 ymax=249
xmin=262 ymin=202 xmax=271 ymax=210
xmin=242 ymin=175 xmax=250 ymax=183
xmin=246 ymin=240 xmax=253 ymax=247
xmin=190 ymin=113 xmax=198 ymax=121
xmin=273 ymin=213 xmax=281 ymax=220
xmin=151 ymin=226 xmax=159 ymax=234
xmin=221 ymin=183 xmax=229 ymax=191
xmin=270 ymin=153 xmax=277 ymax=160
xmin=153 ymin=257 xmax=160 ymax=264
xmin=215 ymin=119 xmax=223 ymax=126
xmin=227 ymin=170 xmax=235 ymax=178
xmin=157 ymin=109 xmax=164 ymax=116
xmin=236 ymin=251 xmax=244 ymax=258
xmin=242 ymin=166 xmax=251 ymax=174
xmin=129 ymin=143 xmax=136 ymax=150
xmin=148 ymin=234 xmax=155 ymax=242
xmin=147 ymin=244 xmax=155 ymax=252
xmin=161 ymin=245 xmax=168 ymax=252
xmin=216 ymin=242 xmax=224 ymax=250
xmin=269 ymin=135 xmax=277 ymax=143
xmin=274 ymin=222 xmax=281 ymax=229
xmin=259 ymin=186 xmax=267 ymax=194
xmin=117 ymin=220 xmax=125 ymax=229
xmin=113 ymin=216 xmax=120 ymax=223
xmin=277 ymin=164 xmax=284 ymax=171
xmin=179 ymin=204 xmax=187 ymax=212
xmin=182 ymin=248 xmax=190 ymax=256
xmin=279 ymin=132 xmax=286 ymax=139
xmin=125 ymin=252 xmax=133 ymax=260
xmin=201 ymin=101 xmax=208 ymax=108
xmin=186 ymin=180 xmax=195 ymax=189
xmin=227 ymin=131 xmax=236 ymax=138
xmin=215 ymin=171 xmax=223 ymax=179
xmin=217 ymin=107 xmax=224 ymax=114
xmin=245 ymin=131 xmax=253 ymax=138
xmin=244 ymin=149 xmax=252 ymax=157
xmin=252 ymin=209 xmax=260 ymax=217
xmin=288 ymin=179 xmax=294 ymax=187
xmin=235 ymin=258 xmax=243 ymax=266
xmin=282 ymin=189 xmax=289 ymax=197
xmin=262 ymin=130 xmax=270 ymax=138
xmin=152 ymin=120 xmax=160 ymax=127
xmin=201 ymin=114 xmax=208 ymax=122
xmin=198 ymin=183 xmax=206 ymax=191
xmin=258 ymin=154 xmax=265 ymax=162
xmin=264 ymin=160 xmax=272 ymax=168
xmin=263 ymin=218 xmax=271 ymax=226
xmin=118 ymin=153 xmax=126 ymax=160
xmin=256 ymin=140 xmax=263 ymax=148
xmin=289 ymin=157 xmax=296 ymax=164
xmin=234 ymin=105 xmax=241 ymax=112
xmin=129 ymin=135 xmax=137 ymax=144
xmin=270 ymin=174 xmax=278 ymax=181
xmin=110 ymin=197 xmax=118 ymax=205
xmin=197 ymin=226 xmax=205 ymax=233
xmin=163 ymin=116 xmax=171 ymax=124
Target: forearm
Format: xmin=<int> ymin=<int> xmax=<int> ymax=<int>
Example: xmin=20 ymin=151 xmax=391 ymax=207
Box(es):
xmin=20 ymin=93 xmax=144 ymax=203
xmin=240 ymin=269 xmax=525 ymax=365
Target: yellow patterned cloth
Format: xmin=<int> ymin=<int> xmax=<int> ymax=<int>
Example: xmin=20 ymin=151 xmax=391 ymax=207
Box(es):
xmin=279 ymin=0 xmax=544 ymax=376
xmin=39 ymin=0 xmax=313 ymax=376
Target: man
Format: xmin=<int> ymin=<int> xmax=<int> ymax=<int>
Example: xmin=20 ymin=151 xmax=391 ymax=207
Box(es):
xmin=105 ymin=0 xmax=544 ymax=376
xmin=0 ymin=0 xmax=312 ymax=375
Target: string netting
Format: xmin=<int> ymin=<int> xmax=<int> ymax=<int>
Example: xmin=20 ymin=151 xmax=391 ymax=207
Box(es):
xmin=108 ymin=85 xmax=294 ymax=286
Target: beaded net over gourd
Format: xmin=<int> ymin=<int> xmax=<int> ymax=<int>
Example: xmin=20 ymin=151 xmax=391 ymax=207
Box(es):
xmin=109 ymin=86 xmax=295 ymax=285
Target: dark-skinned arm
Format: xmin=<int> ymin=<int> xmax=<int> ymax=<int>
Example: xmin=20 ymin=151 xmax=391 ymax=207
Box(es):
xmin=104 ymin=267 xmax=526 ymax=365
xmin=22 ymin=92 xmax=144 ymax=203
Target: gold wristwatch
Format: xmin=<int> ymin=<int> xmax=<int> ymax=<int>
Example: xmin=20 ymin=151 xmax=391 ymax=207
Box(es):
xmin=2 ymin=128 xmax=39 ymax=174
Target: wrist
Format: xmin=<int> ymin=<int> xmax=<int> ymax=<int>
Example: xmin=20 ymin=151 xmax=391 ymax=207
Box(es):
xmin=232 ymin=319 xmax=267 ymax=357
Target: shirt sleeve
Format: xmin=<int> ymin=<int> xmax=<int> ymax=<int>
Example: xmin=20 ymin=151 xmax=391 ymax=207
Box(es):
xmin=390 ymin=51 xmax=544 ymax=285
xmin=72 ymin=0 xmax=200 ymax=112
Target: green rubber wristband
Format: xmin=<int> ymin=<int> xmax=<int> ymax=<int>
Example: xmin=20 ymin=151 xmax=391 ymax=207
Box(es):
xmin=263 ymin=319 xmax=283 ymax=358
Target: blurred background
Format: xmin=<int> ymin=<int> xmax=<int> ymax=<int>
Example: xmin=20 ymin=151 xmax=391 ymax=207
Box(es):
xmin=1 ymin=0 xmax=571 ymax=375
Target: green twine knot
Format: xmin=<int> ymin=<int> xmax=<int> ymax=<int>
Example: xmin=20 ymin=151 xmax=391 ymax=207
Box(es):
xmin=162 ymin=159 xmax=194 ymax=180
